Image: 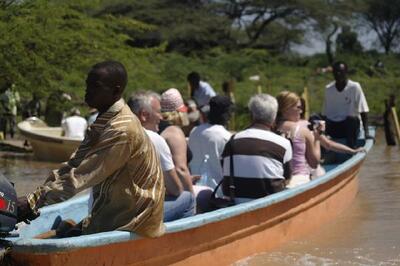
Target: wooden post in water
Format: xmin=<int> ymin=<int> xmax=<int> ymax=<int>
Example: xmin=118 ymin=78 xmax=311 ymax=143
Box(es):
xmin=391 ymin=107 xmax=400 ymax=144
xmin=228 ymin=80 xmax=236 ymax=131
xmin=301 ymin=86 xmax=310 ymax=120
xmin=257 ymin=85 xmax=262 ymax=94
xmin=222 ymin=80 xmax=236 ymax=131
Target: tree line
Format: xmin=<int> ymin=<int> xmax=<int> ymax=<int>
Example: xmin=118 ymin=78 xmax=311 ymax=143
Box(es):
xmin=0 ymin=0 xmax=399 ymax=103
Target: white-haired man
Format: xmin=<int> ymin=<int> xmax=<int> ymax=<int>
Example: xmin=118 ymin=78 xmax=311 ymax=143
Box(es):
xmin=221 ymin=93 xmax=292 ymax=204
xmin=128 ymin=91 xmax=195 ymax=221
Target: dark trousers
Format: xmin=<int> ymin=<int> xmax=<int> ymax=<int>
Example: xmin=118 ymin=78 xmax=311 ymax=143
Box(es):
xmin=326 ymin=116 xmax=360 ymax=148
xmin=0 ymin=115 xmax=16 ymax=139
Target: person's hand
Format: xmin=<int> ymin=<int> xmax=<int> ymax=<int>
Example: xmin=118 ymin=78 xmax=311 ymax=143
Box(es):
xmin=354 ymin=147 xmax=366 ymax=153
xmin=17 ymin=196 xmax=40 ymax=223
xmin=192 ymin=175 xmax=201 ymax=184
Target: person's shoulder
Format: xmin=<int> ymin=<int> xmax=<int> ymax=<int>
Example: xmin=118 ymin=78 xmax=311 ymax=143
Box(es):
xmin=109 ymin=109 xmax=139 ymax=134
xmin=77 ymin=116 xmax=87 ymax=123
xmin=162 ymin=125 xmax=185 ymax=139
xmin=209 ymin=124 xmax=231 ymax=138
xmin=272 ymin=131 xmax=291 ymax=145
xmin=325 ymin=81 xmax=336 ymax=90
xmin=189 ymin=123 xmax=206 ymax=136
xmin=347 ymin=79 xmax=362 ymax=90
xmin=200 ymin=81 xmax=215 ymax=92
xmin=145 ymin=129 xmax=168 ymax=147
xmin=200 ymin=80 xmax=211 ymax=87
xmin=145 ymin=128 xmax=159 ymax=140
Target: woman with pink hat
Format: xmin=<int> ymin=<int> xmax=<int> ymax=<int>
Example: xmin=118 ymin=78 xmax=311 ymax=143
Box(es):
xmin=159 ymin=88 xmax=194 ymax=195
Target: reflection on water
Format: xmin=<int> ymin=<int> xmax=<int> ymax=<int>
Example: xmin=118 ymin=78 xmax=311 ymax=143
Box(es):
xmin=0 ymin=153 xmax=58 ymax=196
xmin=235 ymin=128 xmax=400 ymax=266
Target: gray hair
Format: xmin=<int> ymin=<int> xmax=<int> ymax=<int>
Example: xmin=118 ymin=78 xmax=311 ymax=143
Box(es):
xmin=127 ymin=90 xmax=160 ymax=115
xmin=248 ymin=93 xmax=278 ymax=125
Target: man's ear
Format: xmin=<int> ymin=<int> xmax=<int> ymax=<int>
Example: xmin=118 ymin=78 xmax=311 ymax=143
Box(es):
xmin=139 ymin=109 xmax=149 ymax=123
xmin=113 ymin=85 xmax=124 ymax=96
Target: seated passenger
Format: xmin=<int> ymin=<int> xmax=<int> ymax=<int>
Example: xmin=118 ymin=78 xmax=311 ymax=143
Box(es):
xmin=276 ymin=91 xmax=322 ymax=188
xmin=16 ymin=61 xmax=165 ymax=237
xmin=159 ymin=88 xmax=194 ymax=194
xmin=221 ymin=94 xmax=292 ymax=204
xmin=322 ymin=61 xmax=372 ymax=148
xmin=128 ymin=91 xmax=195 ymax=221
xmin=189 ymin=95 xmax=234 ymax=189
xmin=61 ymin=108 xmax=88 ymax=139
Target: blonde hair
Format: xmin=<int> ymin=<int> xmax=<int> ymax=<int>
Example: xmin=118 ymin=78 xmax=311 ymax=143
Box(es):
xmin=162 ymin=110 xmax=189 ymax=127
xmin=276 ymin=91 xmax=300 ymax=122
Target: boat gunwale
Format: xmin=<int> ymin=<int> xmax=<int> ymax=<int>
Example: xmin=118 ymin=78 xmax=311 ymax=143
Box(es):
xmin=10 ymin=131 xmax=374 ymax=253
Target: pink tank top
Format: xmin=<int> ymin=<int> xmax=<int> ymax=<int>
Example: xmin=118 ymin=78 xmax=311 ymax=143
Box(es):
xmin=290 ymin=124 xmax=311 ymax=176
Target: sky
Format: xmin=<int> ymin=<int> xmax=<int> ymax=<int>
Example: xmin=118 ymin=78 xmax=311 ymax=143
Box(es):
xmin=291 ymin=28 xmax=380 ymax=55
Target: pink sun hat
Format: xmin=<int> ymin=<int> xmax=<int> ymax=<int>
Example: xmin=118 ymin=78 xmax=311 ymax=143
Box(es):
xmin=160 ymin=88 xmax=188 ymax=112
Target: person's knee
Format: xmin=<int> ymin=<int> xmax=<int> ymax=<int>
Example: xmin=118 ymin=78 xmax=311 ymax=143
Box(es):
xmin=344 ymin=116 xmax=360 ymax=127
xmin=196 ymin=188 xmax=213 ymax=213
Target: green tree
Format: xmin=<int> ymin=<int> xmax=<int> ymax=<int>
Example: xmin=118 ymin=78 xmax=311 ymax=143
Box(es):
xmin=305 ymin=0 xmax=358 ymax=64
xmin=361 ymin=0 xmax=400 ymax=54
xmin=0 ymin=0 xmax=154 ymax=99
xmin=336 ymin=25 xmax=363 ymax=54
xmin=219 ymin=0 xmax=307 ymax=49
xmin=96 ymin=0 xmax=232 ymax=54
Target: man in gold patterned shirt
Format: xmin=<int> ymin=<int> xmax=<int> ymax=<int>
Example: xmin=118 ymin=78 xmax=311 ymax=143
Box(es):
xmin=17 ymin=61 xmax=165 ymax=237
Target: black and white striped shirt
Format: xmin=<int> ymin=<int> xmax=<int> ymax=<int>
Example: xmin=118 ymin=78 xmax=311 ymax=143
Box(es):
xmin=222 ymin=127 xmax=292 ymax=201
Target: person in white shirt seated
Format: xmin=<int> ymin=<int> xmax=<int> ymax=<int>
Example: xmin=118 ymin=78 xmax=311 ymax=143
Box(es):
xmin=61 ymin=108 xmax=88 ymax=140
xmin=189 ymin=95 xmax=234 ymax=189
xmin=322 ymin=61 xmax=372 ymax=148
xmin=128 ymin=91 xmax=195 ymax=221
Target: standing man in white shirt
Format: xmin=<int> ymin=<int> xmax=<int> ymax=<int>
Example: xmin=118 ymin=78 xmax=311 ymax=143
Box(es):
xmin=322 ymin=61 xmax=371 ymax=148
xmin=187 ymin=72 xmax=216 ymax=114
xmin=61 ymin=108 xmax=88 ymax=140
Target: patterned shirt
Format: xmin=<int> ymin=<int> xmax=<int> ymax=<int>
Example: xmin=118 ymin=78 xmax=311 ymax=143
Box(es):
xmin=27 ymin=99 xmax=165 ymax=237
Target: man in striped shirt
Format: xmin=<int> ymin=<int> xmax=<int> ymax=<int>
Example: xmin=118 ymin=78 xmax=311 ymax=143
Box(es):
xmin=17 ymin=61 xmax=165 ymax=237
xmin=221 ymin=94 xmax=292 ymax=203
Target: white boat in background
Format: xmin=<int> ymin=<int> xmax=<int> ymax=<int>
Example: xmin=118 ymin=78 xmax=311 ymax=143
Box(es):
xmin=17 ymin=117 xmax=82 ymax=162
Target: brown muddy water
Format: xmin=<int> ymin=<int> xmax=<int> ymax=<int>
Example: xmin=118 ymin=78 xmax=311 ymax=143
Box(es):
xmin=235 ymin=128 xmax=400 ymax=266
xmin=1 ymin=128 xmax=399 ymax=266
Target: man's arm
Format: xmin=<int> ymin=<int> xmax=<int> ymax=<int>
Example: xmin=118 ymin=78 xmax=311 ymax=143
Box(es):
xmin=162 ymin=126 xmax=194 ymax=193
xmin=164 ymin=168 xmax=184 ymax=197
xmin=283 ymin=162 xmax=292 ymax=181
xmin=19 ymin=133 xmax=132 ymax=221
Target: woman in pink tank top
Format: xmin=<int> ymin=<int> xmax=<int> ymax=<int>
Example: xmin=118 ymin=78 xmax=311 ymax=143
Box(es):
xmin=276 ymin=91 xmax=323 ymax=188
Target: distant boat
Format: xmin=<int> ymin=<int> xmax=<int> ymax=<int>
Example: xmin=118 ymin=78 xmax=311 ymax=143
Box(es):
xmin=17 ymin=117 xmax=82 ymax=162
xmin=7 ymin=129 xmax=375 ymax=266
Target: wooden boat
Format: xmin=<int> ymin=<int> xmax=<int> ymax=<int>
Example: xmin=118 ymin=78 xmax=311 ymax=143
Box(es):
xmin=6 ymin=129 xmax=375 ymax=266
xmin=17 ymin=117 xmax=82 ymax=162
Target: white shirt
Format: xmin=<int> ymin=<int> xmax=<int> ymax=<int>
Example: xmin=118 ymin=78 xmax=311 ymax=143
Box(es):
xmin=193 ymin=81 xmax=216 ymax=107
xmin=145 ymin=129 xmax=174 ymax=171
xmin=61 ymin=115 xmax=88 ymax=139
xmin=189 ymin=123 xmax=231 ymax=188
xmin=323 ymin=79 xmax=369 ymax=122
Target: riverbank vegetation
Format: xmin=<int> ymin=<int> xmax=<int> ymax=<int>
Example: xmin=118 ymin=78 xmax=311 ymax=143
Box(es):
xmin=1 ymin=0 xmax=399 ymax=128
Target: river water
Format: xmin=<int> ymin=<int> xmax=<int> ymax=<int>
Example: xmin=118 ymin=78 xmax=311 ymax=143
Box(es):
xmin=1 ymin=128 xmax=399 ymax=266
xmin=236 ymin=128 xmax=400 ymax=266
